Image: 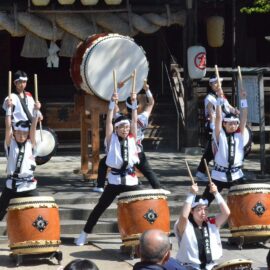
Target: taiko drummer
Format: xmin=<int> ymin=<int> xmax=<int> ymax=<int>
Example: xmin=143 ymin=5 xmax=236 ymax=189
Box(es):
xmin=2 ymin=70 xmax=43 ymax=124
xmin=75 ymin=91 xmax=141 ymax=246
xmin=202 ymin=87 xmax=248 ymax=205
xmin=0 ymin=99 xmax=42 ymax=221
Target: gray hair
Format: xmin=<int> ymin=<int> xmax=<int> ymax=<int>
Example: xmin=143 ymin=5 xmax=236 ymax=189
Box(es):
xmin=139 ymin=229 xmax=170 ymax=263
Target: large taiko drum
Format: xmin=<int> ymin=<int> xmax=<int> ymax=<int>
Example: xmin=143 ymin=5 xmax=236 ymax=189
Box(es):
xmin=117 ymin=189 xmax=171 ymax=246
xmin=7 ymin=196 xmax=61 ymax=255
xmin=70 ymin=33 xmax=149 ymax=102
xmin=227 ymin=183 xmax=270 ymax=237
xmin=213 ymin=259 xmax=252 ymax=270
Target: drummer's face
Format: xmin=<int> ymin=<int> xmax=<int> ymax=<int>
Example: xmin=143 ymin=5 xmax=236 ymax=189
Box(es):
xmin=210 ymin=81 xmax=220 ymax=91
xmin=223 ymin=121 xmax=239 ymax=133
xmin=192 ymin=205 xmax=208 ymax=224
xmin=116 ymin=124 xmax=130 ymax=138
xmin=14 ymin=80 xmax=27 ymax=93
xmin=14 ymin=130 xmax=29 ymax=143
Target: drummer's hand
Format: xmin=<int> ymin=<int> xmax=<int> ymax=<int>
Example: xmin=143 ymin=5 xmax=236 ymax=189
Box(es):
xmin=117 ymin=81 xmax=125 ymax=89
xmin=216 ymin=88 xmax=224 ymax=98
xmin=209 ymin=182 xmax=218 ymax=194
xmin=143 ymin=80 xmax=149 ymax=91
xmin=240 ymin=88 xmax=247 ymax=99
xmin=131 ymin=92 xmax=137 ymax=103
xmin=111 ymin=92 xmax=118 ymax=102
xmin=234 ymin=107 xmax=240 ymax=115
xmin=6 ymin=98 xmax=13 ymax=108
xmin=34 ymin=101 xmax=41 ymax=110
xmin=190 ymin=183 xmax=198 ymax=194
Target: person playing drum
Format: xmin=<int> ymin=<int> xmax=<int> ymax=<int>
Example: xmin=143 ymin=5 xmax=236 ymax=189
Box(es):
xmin=202 ymin=87 xmax=248 ymax=204
xmin=0 ymin=98 xmax=42 ymax=221
xmin=2 ymin=70 xmax=43 ymax=124
xmin=174 ymin=182 xmax=230 ymax=270
xmin=196 ymin=75 xmax=239 ymax=182
xmin=75 ymin=91 xmax=141 ymax=246
xmin=93 ymin=80 xmax=161 ymax=193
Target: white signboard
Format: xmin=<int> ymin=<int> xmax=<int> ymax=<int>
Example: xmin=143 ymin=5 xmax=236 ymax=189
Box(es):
xmin=237 ymin=75 xmax=260 ymax=124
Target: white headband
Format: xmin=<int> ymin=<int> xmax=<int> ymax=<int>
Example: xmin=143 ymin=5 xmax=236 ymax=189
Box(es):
xmin=114 ymin=119 xmax=130 ymax=128
xmin=126 ymin=100 xmax=139 ymax=110
xmin=191 ymin=198 xmax=209 ymax=208
xmin=209 ymin=77 xmax=223 ymax=83
xmin=14 ymin=76 xmax=28 ymax=82
xmin=223 ymin=117 xmax=240 ymax=123
xmin=13 ymin=125 xmax=29 ymax=132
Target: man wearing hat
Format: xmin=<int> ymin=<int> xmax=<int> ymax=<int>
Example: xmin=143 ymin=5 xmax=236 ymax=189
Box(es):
xmin=174 ymin=182 xmax=230 ymax=270
xmin=2 ymin=70 xmax=43 ymax=124
xmin=202 ymin=87 xmax=248 ymax=204
xmin=196 ymin=75 xmax=238 ymax=182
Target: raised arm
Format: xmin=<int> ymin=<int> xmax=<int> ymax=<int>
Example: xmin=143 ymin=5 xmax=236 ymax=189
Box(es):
xmin=106 ymin=92 xmax=118 ymax=147
xmin=130 ymin=92 xmax=137 ymax=139
xmin=209 ymin=182 xmax=230 ymax=228
xmin=5 ymin=99 xmax=13 ymax=146
xmin=143 ymin=80 xmax=155 ymax=116
xmin=177 ymin=183 xmax=198 ymax=236
xmin=239 ymin=89 xmax=248 ymax=135
xmin=30 ymin=105 xmax=42 ymax=146
xmin=215 ymin=88 xmax=224 ymax=143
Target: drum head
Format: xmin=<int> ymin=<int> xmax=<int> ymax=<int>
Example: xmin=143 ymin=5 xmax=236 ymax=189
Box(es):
xmin=213 ymin=258 xmax=252 ymax=270
xmin=35 ymin=127 xmax=58 ymax=165
xmin=82 ymin=34 xmax=149 ymax=101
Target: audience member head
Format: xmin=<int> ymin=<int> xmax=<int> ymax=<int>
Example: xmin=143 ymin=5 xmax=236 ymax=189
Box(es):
xmin=63 ymin=259 xmax=99 ymax=270
xmin=139 ymin=229 xmax=170 ymax=265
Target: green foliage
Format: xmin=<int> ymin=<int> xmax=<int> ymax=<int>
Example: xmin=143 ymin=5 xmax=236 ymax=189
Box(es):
xmin=240 ymin=0 xmax=270 ymax=14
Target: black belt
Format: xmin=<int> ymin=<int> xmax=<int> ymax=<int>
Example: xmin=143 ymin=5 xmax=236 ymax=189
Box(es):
xmin=111 ymin=167 xmax=135 ymax=177
xmin=214 ymin=163 xmax=242 ymax=173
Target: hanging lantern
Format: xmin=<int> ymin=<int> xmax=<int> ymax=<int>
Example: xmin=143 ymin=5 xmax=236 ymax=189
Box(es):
xmin=32 ymin=0 xmax=50 ymax=5
xmin=104 ymin=0 xmax=122 ymax=5
xmin=58 ymin=0 xmax=76 ymax=4
xmin=206 ymin=16 xmax=225 ymax=48
xmin=187 ymin=45 xmax=206 ymax=79
xmin=81 ymin=0 xmax=99 ymax=4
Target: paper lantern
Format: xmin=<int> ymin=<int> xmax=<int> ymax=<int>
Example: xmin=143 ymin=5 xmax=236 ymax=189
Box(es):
xmin=207 ymin=16 xmax=225 ymax=48
xmin=81 ymin=0 xmax=99 ymax=4
xmin=187 ymin=46 xmax=206 ymax=79
xmin=32 ymin=0 xmax=50 ymax=5
xmin=58 ymin=0 xmax=76 ymax=4
xmin=104 ymin=0 xmax=122 ymax=4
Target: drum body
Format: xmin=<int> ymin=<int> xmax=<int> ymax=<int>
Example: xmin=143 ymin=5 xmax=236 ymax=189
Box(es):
xmin=70 ymin=33 xmax=149 ymax=102
xmin=7 ymin=196 xmax=61 ymax=255
xmin=227 ymin=183 xmax=270 ymax=237
xmin=213 ymin=259 xmax=252 ymax=270
xmin=35 ymin=127 xmax=58 ymax=165
xmin=117 ymin=189 xmax=170 ymax=246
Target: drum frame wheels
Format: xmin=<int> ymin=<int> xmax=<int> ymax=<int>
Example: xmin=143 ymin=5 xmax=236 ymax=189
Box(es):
xmin=9 ymin=250 xmax=63 ymax=267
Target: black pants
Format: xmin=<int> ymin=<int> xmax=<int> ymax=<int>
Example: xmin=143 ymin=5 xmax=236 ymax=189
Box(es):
xmin=96 ymin=152 xmax=161 ymax=189
xmin=202 ymin=178 xmax=246 ymax=205
xmin=0 ymin=187 xmax=39 ymax=221
xmin=197 ymin=137 xmax=214 ymax=174
xmin=84 ymin=184 xmax=141 ymax=233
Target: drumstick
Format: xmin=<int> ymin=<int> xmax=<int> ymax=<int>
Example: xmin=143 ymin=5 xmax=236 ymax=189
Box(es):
xmin=34 ymin=74 xmax=43 ymax=141
xmin=214 ymin=65 xmax=221 ymax=90
xmin=113 ymin=69 xmax=118 ymax=104
xmin=237 ymin=66 xmax=244 ymax=90
xmin=131 ymin=69 xmax=136 ymax=94
xmin=184 ymin=159 xmax=195 ymax=185
xmin=8 ymin=71 xmax=12 ymax=99
xmin=203 ymin=159 xmax=212 ymax=184
xmin=34 ymin=74 xmax=38 ymax=102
